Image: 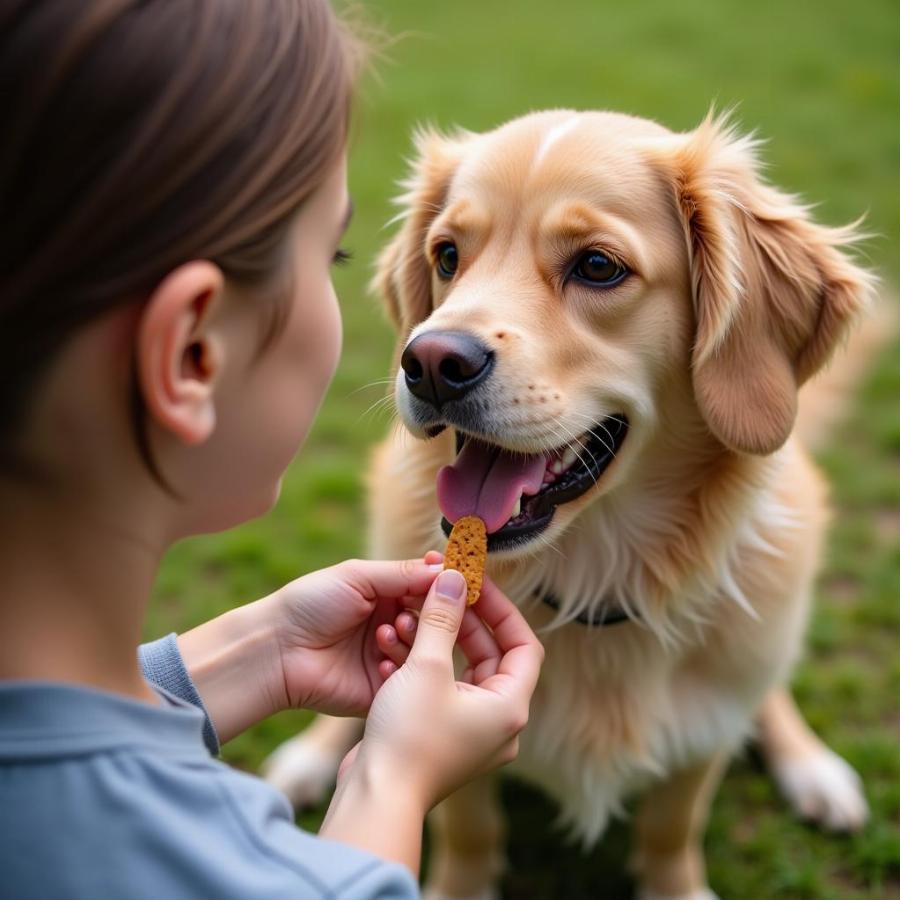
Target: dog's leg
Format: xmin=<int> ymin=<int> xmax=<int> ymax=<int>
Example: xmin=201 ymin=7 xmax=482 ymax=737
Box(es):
xmin=260 ymin=714 xmax=362 ymax=810
xmin=631 ymin=753 xmax=729 ymax=900
xmin=757 ymin=686 xmax=868 ymax=831
xmin=423 ymin=775 xmax=505 ymax=900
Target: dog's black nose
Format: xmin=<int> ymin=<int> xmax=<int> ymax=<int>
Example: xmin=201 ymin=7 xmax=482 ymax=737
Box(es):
xmin=400 ymin=331 xmax=494 ymax=407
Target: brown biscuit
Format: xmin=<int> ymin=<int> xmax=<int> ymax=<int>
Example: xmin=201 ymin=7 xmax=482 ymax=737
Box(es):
xmin=444 ymin=515 xmax=488 ymax=605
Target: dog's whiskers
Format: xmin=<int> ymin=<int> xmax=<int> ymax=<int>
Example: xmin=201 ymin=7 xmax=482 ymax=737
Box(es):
xmin=357 ymin=393 xmax=397 ymax=425
xmin=550 ymin=417 xmax=602 ymax=484
xmin=347 ymin=378 xmax=395 ymax=398
xmin=562 ymin=411 xmax=619 ymax=458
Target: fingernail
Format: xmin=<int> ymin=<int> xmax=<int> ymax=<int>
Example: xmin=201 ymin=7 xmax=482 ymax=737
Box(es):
xmin=435 ymin=569 xmax=466 ymax=602
xmin=427 ymin=563 xmax=445 ymax=572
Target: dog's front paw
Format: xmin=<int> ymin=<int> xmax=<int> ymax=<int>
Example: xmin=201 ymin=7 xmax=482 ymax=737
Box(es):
xmin=637 ymin=889 xmax=719 ymax=900
xmin=771 ymin=747 xmax=869 ymax=832
xmin=260 ymin=734 xmax=341 ymax=810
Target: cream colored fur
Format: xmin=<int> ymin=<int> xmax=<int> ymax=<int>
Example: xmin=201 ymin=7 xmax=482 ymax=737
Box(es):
xmin=263 ymin=110 xmax=888 ymax=897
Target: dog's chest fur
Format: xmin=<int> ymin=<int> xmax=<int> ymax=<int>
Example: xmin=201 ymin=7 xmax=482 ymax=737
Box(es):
xmin=507 ymin=614 xmax=761 ymax=844
xmin=369 ymin=430 xmax=821 ymax=844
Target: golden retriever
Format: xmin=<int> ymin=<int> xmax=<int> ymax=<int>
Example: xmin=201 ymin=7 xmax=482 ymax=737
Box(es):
xmin=264 ymin=110 xmax=881 ymax=899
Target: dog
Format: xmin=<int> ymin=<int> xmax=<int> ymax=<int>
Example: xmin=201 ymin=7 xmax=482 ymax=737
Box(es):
xmin=263 ymin=110 xmax=882 ymax=899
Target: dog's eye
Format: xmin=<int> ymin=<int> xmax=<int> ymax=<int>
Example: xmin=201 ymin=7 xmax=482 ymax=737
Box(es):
xmin=571 ymin=251 xmax=628 ymax=287
xmin=435 ymin=242 xmax=459 ymax=280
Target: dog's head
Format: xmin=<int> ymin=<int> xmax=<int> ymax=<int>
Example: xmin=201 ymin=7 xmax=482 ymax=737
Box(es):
xmin=375 ymin=110 xmax=872 ymax=555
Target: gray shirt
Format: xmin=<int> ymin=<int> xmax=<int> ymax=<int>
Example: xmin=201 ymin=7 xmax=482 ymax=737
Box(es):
xmin=0 ymin=636 xmax=419 ymax=899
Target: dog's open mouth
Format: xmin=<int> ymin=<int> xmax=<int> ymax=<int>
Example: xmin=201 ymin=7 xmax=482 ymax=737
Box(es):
xmin=438 ymin=415 xmax=628 ymax=551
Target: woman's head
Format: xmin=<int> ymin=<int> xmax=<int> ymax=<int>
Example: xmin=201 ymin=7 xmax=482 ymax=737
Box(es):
xmin=0 ymin=0 xmax=360 ymax=530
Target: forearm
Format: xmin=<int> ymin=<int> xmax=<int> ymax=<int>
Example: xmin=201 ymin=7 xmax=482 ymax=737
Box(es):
xmin=176 ymin=595 xmax=287 ymax=744
xmin=320 ymin=759 xmax=427 ymax=876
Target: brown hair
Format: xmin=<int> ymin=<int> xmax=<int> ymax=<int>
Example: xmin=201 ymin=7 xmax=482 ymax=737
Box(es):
xmin=0 ymin=0 xmax=360 ymax=470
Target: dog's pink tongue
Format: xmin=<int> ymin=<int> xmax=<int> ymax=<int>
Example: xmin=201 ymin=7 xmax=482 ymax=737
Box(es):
xmin=437 ymin=439 xmax=547 ymax=534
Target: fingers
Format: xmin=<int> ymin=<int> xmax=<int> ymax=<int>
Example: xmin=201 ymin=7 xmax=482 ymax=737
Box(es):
xmin=380 ymin=605 xmax=500 ymax=684
xmin=408 ymin=568 xmax=468 ymax=667
xmin=472 ymin=577 xmax=544 ymax=701
xmin=375 ymin=622 xmax=412 ymax=669
xmin=485 ymin=637 xmax=543 ymax=706
xmin=378 ymin=659 xmax=397 ymax=680
xmin=338 ymin=556 xmax=445 ymax=602
xmin=474 ymin=577 xmax=541 ymax=656
xmin=370 ymin=565 xmax=541 ymax=704
xmin=395 ymin=611 xmax=417 ymax=644
xmin=456 ymin=608 xmax=502 ymax=684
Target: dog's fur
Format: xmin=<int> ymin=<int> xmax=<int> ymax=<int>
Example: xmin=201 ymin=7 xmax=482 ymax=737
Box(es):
xmin=264 ymin=111 xmax=883 ymax=899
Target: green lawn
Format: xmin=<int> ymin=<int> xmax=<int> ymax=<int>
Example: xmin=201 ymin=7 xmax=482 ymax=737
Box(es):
xmin=145 ymin=1 xmax=900 ymax=896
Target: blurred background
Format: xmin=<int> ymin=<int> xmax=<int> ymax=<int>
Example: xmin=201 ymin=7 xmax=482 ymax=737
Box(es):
xmin=145 ymin=0 xmax=900 ymax=896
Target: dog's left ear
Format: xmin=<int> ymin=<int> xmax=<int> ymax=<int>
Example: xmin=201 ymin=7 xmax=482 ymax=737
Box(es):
xmin=665 ymin=113 xmax=874 ymax=455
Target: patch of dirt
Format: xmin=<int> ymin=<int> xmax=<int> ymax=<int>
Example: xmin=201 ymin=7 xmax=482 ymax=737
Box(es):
xmin=821 ymin=574 xmax=863 ymax=604
xmin=874 ymin=506 xmax=900 ymax=548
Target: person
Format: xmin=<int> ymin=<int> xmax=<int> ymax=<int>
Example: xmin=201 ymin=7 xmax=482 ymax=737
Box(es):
xmin=0 ymin=2 xmax=544 ymax=898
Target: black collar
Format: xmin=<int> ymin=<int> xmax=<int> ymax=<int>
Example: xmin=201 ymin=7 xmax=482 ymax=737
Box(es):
xmin=539 ymin=590 xmax=634 ymax=627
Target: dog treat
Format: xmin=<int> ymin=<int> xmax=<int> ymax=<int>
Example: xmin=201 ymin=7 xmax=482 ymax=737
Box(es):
xmin=444 ymin=515 xmax=488 ymax=605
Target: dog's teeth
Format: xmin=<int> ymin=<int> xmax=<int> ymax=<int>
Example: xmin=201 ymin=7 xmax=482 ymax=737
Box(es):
xmin=511 ymin=497 xmax=522 ymax=519
xmin=551 ymin=460 xmax=564 ymax=475
xmin=561 ymin=448 xmax=578 ymax=470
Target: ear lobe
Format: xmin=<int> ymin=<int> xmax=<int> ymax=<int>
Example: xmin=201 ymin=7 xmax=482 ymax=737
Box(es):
xmin=137 ymin=261 xmax=224 ymax=447
xmin=371 ymin=127 xmax=472 ymax=339
xmin=671 ymin=113 xmax=874 ymax=455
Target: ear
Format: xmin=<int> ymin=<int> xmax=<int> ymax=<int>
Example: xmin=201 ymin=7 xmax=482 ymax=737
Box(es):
xmin=669 ymin=113 xmax=875 ymax=455
xmin=372 ymin=126 xmax=472 ymax=340
xmin=136 ymin=260 xmax=225 ymax=446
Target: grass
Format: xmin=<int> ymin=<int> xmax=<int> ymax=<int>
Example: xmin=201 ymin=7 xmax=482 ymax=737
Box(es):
xmin=145 ymin=0 xmax=900 ymax=895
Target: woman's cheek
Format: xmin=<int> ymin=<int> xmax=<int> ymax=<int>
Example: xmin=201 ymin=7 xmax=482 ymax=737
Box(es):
xmin=323 ymin=285 xmax=343 ymax=385
xmin=288 ymin=285 xmax=342 ymax=445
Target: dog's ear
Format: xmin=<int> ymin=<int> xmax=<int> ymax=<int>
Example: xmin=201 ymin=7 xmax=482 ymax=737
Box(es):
xmin=372 ymin=126 xmax=472 ymax=340
xmin=668 ymin=113 xmax=874 ymax=455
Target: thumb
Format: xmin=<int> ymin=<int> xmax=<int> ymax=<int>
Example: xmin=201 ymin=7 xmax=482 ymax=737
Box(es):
xmin=409 ymin=568 xmax=468 ymax=666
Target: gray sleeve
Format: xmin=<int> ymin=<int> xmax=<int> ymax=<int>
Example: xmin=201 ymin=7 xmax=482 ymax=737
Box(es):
xmin=139 ymin=633 xmax=220 ymax=755
xmin=213 ymin=766 xmax=422 ymax=899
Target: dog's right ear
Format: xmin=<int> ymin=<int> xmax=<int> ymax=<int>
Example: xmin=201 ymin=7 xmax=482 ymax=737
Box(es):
xmin=662 ymin=112 xmax=874 ymax=455
xmin=372 ymin=127 xmax=472 ymax=339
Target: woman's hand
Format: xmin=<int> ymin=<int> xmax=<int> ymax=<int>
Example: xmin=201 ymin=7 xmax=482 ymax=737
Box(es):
xmin=268 ymin=553 xmax=449 ymax=717
xmin=319 ymin=567 xmax=544 ymax=873
xmin=177 ymin=547 xmax=543 ymax=773
xmin=360 ymin=569 xmax=544 ymax=805
xmin=177 ymin=553 xmax=446 ymax=742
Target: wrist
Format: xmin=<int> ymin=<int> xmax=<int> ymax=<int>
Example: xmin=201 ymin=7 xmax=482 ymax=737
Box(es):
xmin=320 ymin=751 xmax=428 ymax=875
xmin=350 ymin=750 xmax=430 ymax=818
xmin=176 ymin=596 xmax=286 ymax=743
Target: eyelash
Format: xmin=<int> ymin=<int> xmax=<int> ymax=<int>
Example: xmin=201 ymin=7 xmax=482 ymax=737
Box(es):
xmin=332 ymin=247 xmax=353 ymax=266
xmin=564 ymin=248 xmax=630 ymax=288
